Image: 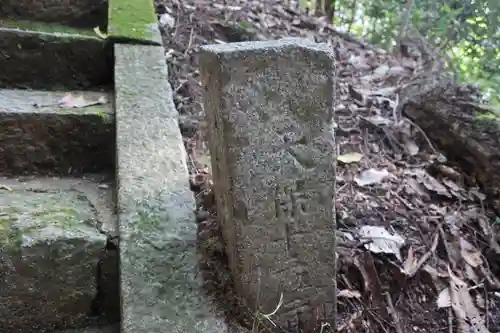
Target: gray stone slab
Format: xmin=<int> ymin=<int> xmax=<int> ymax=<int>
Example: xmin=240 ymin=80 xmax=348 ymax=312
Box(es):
xmin=114 ymin=44 xmax=228 ymax=333
xmin=0 ymin=26 xmax=112 ymax=90
xmin=199 ymin=38 xmax=337 ymax=329
xmin=0 ymin=1 xmax=107 ymax=29
xmin=0 ymin=89 xmax=114 ymax=176
xmin=0 ymin=177 xmax=109 ymax=332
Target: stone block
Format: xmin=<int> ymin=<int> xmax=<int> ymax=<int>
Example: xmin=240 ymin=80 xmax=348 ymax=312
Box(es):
xmin=200 ymin=38 xmax=337 ymax=328
xmin=0 ymin=25 xmax=112 ymax=90
xmin=0 ymin=0 xmax=107 ymax=28
xmin=114 ymin=44 xmax=227 ymax=333
xmin=0 ymin=185 xmax=107 ymax=332
xmin=0 ymin=89 xmax=114 ymax=176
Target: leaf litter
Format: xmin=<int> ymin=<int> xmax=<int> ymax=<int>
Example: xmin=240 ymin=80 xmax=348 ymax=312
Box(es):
xmin=156 ymin=0 xmax=500 ymax=332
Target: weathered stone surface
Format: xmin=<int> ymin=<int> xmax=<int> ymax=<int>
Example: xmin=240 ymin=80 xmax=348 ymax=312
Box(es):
xmin=0 ymin=26 xmax=112 ymax=89
xmin=54 ymin=324 xmax=119 ymax=333
xmin=0 ymin=89 xmax=114 ymax=176
xmin=0 ymin=178 xmax=109 ymax=332
xmin=108 ymin=0 xmax=161 ymax=45
xmin=114 ymin=44 xmax=228 ymax=333
xmin=200 ymin=38 xmax=337 ymax=328
xmin=0 ymin=1 xmax=107 ymax=28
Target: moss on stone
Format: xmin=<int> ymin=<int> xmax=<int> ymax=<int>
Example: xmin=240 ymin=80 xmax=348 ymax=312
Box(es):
xmin=0 ymin=218 xmax=23 ymax=254
xmin=52 ymin=104 xmax=114 ymax=124
xmin=94 ymin=108 xmax=113 ymax=124
xmin=108 ymin=0 xmax=159 ymax=42
xmin=31 ymin=207 xmax=82 ymax=229
xmin=0 ymin=19 xmax=96 ymax=37
xmin=136 ymin=210 xmax=161 ymax=232
xmin=0 ymin=190 xmax=99 ymax=253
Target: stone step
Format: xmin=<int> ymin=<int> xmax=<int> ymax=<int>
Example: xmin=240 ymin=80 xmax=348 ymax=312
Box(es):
xmin=0 ymin=89 xmax=114 ymax=176
xmin=0 ymin=175 xmax=119 ymax=333
xmin=0 ymin=20 xmax=112 ymax=90
xmin=0 ymin=1 xmax=107 ymax=29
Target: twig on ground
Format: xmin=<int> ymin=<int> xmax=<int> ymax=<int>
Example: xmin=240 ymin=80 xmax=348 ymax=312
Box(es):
xmin=184 ymin=27 xmax=195 ymax=55
xmin=384 ymin=292 xmax=404 ymax=333
xmin=401 ymin=117 xmax=439 ymax=155
xmin=448 ymin=308 xmax=453 ymax=333
xmin=403 ymin=232 xmax=439 ymax=277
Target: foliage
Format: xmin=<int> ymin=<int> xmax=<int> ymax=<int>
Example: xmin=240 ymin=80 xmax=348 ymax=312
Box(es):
xmin=301 ymin=0 xmax=500 ymax=106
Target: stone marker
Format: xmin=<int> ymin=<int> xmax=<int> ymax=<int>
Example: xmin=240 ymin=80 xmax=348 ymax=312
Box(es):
xmin=200 ymin=38 xmax=337 ymax=329
xmin=114 ymin=44 xmax=228 ymax=333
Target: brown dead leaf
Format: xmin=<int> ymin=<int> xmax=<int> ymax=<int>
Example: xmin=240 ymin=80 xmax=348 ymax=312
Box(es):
xmin=401 ymin=246 xmax=418 ymax=276
xmin=416 ymin=171 xmax=452 ymax=198
xmin=337 ymin=152 xmax=363 ymax=164
xmin=404 ymin=178 xmax=430 ymax=199
xmin=437 ymin=164 xmax=461 ymax=180
xmin=402 ymin=233 xmax=439 ymax=277
xmin=448 ymin=267 xmax=489 ymax=333
xmin=459 ymin=237 xmax=483 ymax=268
xmin=442 ymin=179 xmax=468 ymax=200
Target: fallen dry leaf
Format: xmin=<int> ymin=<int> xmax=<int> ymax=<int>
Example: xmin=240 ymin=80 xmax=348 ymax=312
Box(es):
xmin=337 ymin=152 xmax=363 ymax=164
xmin=417 ymin=171 xmax=452 ymax=198
xmin=0 ymin=185 xmax=13 ymax=191
xmin=459 ymin=238 xmax=483 ymax=268
xmin=337 ymin=289 xmax=362 ymax=299
xmin=448 ymin=267 xmax=489 ymax=333
xmin=93 ymin=26 xmax=107 ymax=39
xmin=59 ymin=93 xmax=108 ymax=109
xmin=359 ymin=225 xmax=405 ymax=261
xmin=404 ymin=140 xmax=419 ymax=156
xmin=355 ymin=168 xmax=390 ymax=186
xmin=436 ymin=288 xmax=451 ymax=308
xmin=401 ymin=246 xmax=418 ymax=276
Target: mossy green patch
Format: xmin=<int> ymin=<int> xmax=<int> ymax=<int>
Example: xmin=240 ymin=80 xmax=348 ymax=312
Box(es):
xmin=0 ymin=19 xmax=97 ymax=37
xmin=93 ymin=107 xmax=114 ymax=124
xmin=0 ymin=189 xmax=99 ymax=253
xmin=0 ymin=218 xmax=24 ymax=253
xmin=52 ymin=104 xmax=114 ymax=124
xmin=474 ymin=103 xmax=500 ymax=127
xmin=136 ymin=210 xmax=162 ymax=232
xmin=108 ymin=0 xmax=160 ymax=44
xmin=31 ymin=208 xmax=83 ymax=229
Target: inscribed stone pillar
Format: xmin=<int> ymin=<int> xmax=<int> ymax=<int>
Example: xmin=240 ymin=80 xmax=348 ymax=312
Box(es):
xmin=200 ymin=38 xmax=336 ymax=330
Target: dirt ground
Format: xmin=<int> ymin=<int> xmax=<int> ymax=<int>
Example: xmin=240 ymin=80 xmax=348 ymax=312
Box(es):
xmin=154 ymin=0 xmax=500 ymax=332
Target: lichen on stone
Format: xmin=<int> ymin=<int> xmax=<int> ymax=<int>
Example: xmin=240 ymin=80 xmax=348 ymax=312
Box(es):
xmin=108 ymin=0 xmax=158 ymax=42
